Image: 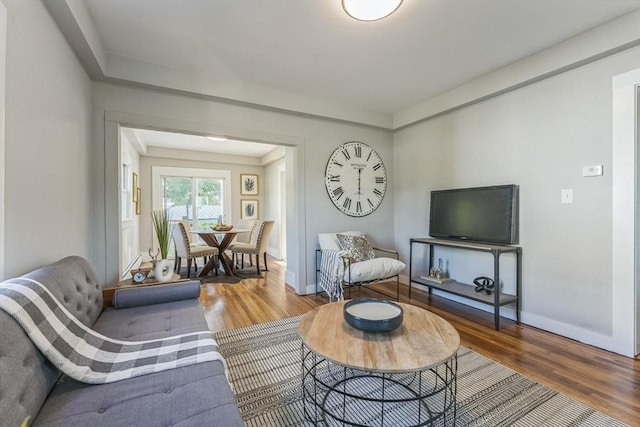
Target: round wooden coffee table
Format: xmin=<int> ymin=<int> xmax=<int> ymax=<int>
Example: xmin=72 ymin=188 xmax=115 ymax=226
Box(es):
xmin=298 ymin=300 xmax=460 ymax=426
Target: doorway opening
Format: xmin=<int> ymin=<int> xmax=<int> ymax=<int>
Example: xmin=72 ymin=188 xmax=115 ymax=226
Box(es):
xmin=117 ymin=125 xmax=293 ymax=286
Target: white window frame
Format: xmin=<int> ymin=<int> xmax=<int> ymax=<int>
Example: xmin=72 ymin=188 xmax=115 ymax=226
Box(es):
xmin=121 ymin=163 xmax=133 ymax=221
xmin=151 ymin=166 xmax=232 ymax=223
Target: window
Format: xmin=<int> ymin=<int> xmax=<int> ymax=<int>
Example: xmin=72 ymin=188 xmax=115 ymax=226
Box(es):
xmin=152 ymin=167 xmax=232 ymax=258
xmin=121 ymin=164 xmax=132 ymax=220
xmin=162 ymin=176 xmax=225 ymax=228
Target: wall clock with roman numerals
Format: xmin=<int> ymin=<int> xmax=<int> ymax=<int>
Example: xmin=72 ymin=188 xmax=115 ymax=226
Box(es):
xmin=325 ymin=141 xmax=387 ymax=217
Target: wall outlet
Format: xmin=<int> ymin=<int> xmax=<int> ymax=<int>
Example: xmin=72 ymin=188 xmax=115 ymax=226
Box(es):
xmin=561 ymin=189 xmax=573 ymax=204
xmin=582 ymin=165 xmax=603 ymax=177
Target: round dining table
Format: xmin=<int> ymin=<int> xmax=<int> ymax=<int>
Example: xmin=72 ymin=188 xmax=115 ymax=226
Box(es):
xmin=190 ymin=228 xmax=250 ymax=277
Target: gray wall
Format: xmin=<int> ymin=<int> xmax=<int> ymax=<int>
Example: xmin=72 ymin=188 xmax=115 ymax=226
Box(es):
xmin=92 ymin=83 xmax=395 ymax=289
xmin=3 ymin=0 xmax=92 ymax=279
xmin=394 ymin=45 xmax=640 ymax=341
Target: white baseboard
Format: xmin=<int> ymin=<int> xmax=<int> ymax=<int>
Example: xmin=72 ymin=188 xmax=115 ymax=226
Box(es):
xmin=403 ymin=274 xmax=629 ymax=356
xmin=267 ymin=245 xmax=280 ymax=260
xmin=520 ymin=312 xmax=626 ymax=355
xmin=285 ymin=269 xmax=297 ymax=289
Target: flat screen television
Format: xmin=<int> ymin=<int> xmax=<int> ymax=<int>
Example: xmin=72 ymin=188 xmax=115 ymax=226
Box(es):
xmin=429 ymin=185 xmax=519 ymax=245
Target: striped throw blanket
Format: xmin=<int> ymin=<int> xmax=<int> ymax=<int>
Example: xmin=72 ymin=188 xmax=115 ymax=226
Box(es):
xmin=0 ymin=278 xmax=225 ymax=384
xmin=318 ymin=249 xmax=347 ymax=301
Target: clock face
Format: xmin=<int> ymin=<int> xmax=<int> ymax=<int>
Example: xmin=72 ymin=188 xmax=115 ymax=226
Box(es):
xmin=325 ymin=142 xmax=387 ymax=217
xmin=133 ymin=272 xmax=146 ymax=283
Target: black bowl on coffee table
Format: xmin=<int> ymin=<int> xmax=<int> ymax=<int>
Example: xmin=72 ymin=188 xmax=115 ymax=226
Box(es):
xmin=343 ymin=298 xmax=403 ymax=333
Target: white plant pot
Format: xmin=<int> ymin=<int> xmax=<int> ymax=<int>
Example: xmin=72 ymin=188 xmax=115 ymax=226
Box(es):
xmin=154 ymin=259 xmax=174 ymax=282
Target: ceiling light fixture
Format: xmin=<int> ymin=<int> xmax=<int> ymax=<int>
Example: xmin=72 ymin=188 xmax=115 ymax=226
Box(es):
xmin=206 ymin=136 xmax=227 ymax=142
xmin=342 ymin=0 xmax=403 ymax=22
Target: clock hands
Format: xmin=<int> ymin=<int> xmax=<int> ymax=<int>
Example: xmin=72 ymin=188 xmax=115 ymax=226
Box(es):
xmin=325 ymin=142 xmax=386 ymax=217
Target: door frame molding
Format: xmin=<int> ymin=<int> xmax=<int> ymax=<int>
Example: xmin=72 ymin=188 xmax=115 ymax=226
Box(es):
xmin=612 ymin=67 xmax=640 ymax=357
xmin=100 ymin=110 xmax=307 ymax=292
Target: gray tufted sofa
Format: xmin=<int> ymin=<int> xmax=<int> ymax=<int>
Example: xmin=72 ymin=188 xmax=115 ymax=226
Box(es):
xmin=0 ymin=256 xmax=243 ymax=427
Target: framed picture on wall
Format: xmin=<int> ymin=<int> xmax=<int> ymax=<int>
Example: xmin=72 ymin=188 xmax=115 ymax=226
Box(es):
xmin=240 ymin=174 xmax=259 ymax=196
xmin=132 ymin=172 xmax=138 ymax=202
xmin=241 ymin=199 xmax=258 ymax=220
xmin=135 ymin=188 xmax=141 ymax=215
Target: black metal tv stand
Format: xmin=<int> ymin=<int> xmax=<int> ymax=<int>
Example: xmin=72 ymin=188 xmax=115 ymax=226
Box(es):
xmin=409 ymin=238 xmax=522 ymax=330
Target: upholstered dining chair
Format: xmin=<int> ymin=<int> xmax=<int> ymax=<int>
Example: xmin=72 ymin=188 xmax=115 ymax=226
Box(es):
xmin=231 ymin=219 xmax=259 ymax=266
xmin=230 ymin=220 xmax=275 ymax=275
xmin=173 ymin=220 xmax=209 ymax=272
xmin=172 ymin=222 xmax=219 ymax=278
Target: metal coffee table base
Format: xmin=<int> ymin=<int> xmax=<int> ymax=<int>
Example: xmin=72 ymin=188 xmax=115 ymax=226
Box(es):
xmin=302 ymin=344 xmax=457 ymax=426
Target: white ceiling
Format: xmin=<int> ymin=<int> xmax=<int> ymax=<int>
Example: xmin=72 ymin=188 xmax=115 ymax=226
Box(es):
xmin=130 ymin=128 xmax=279 ymax=157
xmin=43 ymin=0 xmax=640 ymax=130
xmin=81 ymin=0 xmax=640 ymax=116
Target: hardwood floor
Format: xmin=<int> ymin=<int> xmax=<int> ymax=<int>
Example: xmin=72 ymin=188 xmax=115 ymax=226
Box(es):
xmin=199 ymin=257 xmax=640 ymax=425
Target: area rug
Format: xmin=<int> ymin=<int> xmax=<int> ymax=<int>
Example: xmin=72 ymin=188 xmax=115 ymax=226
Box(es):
xmin=214 ymin=315 xmax=626 ymax=427
xmin=177 ymin=265 xmax=263 ymax=284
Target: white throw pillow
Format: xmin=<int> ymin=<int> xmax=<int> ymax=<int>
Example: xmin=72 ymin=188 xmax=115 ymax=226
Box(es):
xmin=318 ymin=231 xmax=365 ymax=251
xmin=336 ymin=234 xmax=376 ymax=262
xmin=343 ymin=257 xmax=406 ymax=283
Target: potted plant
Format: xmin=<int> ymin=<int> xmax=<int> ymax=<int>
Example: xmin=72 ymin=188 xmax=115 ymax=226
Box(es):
xmin=151 ymin=209 xmax=173 ymax=281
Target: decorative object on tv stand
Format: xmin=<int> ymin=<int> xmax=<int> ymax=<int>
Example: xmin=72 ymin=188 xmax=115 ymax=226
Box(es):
xmin=150 ymin=209 xmax=173 ymax=282
xmin=422 ymin=258 xmax=453 ymax=284
xmin=240 ymin=174 xmax=259 ymax=196
xmin=473 ymin=277 xmax=495 ymax=295
xmin=324 ymin=141 xmax=387 ymax=217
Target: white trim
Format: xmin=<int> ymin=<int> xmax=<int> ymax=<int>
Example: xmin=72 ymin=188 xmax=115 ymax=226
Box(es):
xmin=305 ymin=283 xmax=317 ymax=295
xmin=121 ymin=163 xmax=133 ymax=221
xmin=100 ymin=111 xmax=307 ymax=293
xmin=404 ymin=276 xmax=621 ymax=351
xmin=278 ymin=163 xmax=286 ymax=262
xmin=104 ymin=109 xmax=305 ymax=147
xmin=0 ymin=1 xmax=6 ymax=280
xmin=612 ymin=67 xmax=640 ymax=357
xmin=521 ymin=312 xmax=622 ymax=352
